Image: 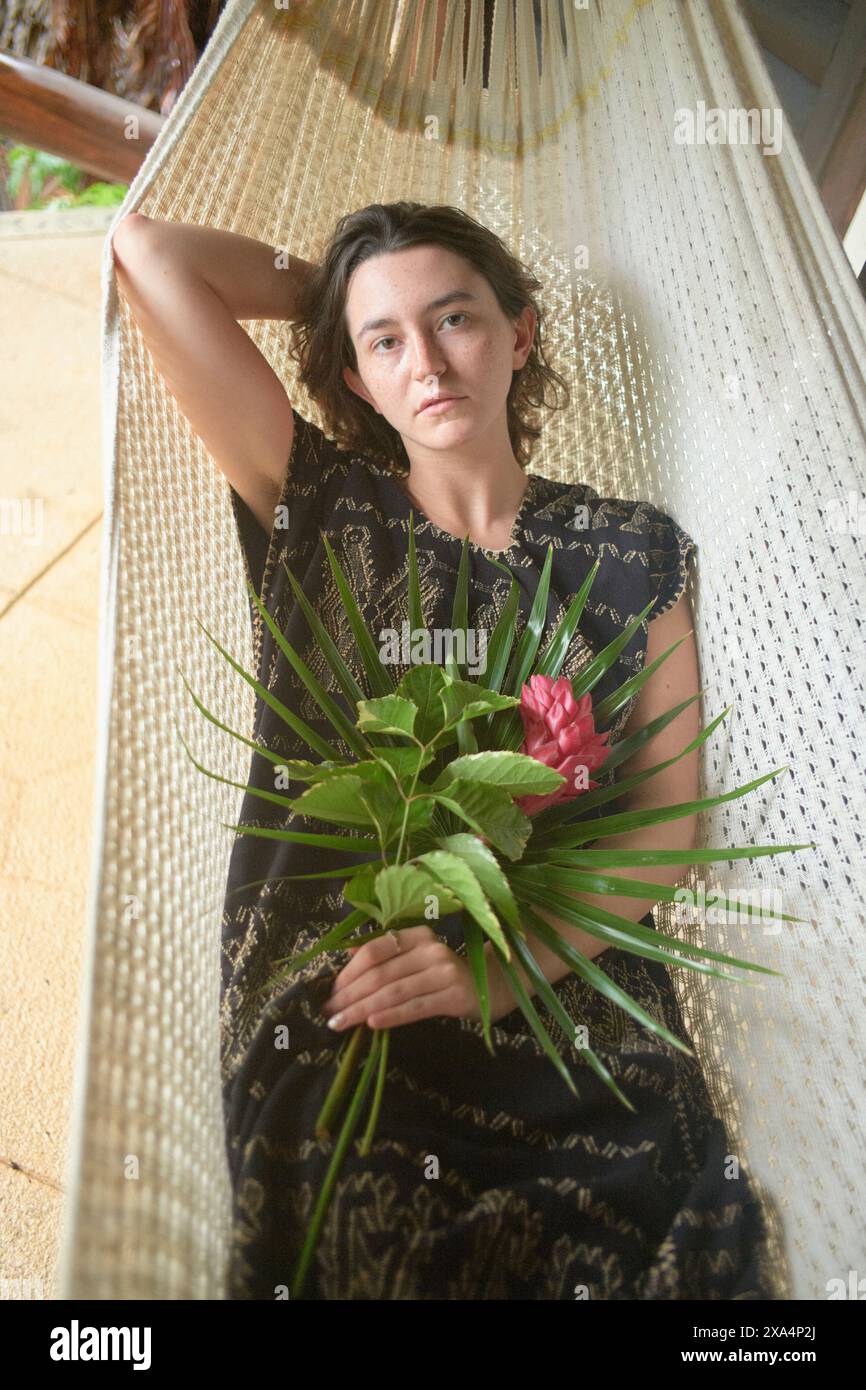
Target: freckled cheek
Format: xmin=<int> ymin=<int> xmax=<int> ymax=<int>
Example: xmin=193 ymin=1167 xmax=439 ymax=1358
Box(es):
xmin=456 ymin=335 xmax=502 ymax=379
xmin=365 ymin=369 xmax=404 ymax=413
xmin=365 ymin=363 xmax=392 ymax=390
xmin=460 ymin=332 xmax=493 ymax=358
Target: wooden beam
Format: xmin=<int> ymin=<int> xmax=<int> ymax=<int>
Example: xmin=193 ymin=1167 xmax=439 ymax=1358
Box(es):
xmin=0 ymin=50 xmax=163 ymax=184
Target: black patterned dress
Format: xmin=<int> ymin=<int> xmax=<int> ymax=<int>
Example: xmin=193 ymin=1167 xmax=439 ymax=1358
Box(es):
xmin=219 ymin=409 xmax=776 ymax=1300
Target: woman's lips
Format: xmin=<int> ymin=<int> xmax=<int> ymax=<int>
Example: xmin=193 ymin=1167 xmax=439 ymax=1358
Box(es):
xmin=419 ymin=395 xmax=465 ymax=414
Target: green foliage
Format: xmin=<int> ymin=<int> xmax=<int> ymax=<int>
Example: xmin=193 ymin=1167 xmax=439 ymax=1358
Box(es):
xmin=4 ymin=145 xmax=127 ymax=210
xmin=183 ymin=509 xmax=815 ymax=1297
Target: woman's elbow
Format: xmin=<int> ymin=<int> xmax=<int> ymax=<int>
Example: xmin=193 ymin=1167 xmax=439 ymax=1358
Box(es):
xmin=110 ymin=212 xmax=154 ymax=270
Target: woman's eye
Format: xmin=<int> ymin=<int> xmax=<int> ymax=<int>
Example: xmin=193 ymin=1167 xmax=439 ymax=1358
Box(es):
xmin=372 ymin=314 xmax=468 ymax=353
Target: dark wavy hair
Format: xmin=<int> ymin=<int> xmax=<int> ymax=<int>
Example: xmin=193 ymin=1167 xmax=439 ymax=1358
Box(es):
xmin=287 ymin=201 xmax=570 ymax=477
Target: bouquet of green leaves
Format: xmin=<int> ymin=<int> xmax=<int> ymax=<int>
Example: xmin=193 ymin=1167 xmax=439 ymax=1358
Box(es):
xmin=181 ymin=514 xmax=812 ymax=1297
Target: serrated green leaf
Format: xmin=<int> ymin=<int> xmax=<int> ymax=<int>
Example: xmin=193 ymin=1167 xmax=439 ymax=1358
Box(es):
xmin=395 ymin=664 xmax=449 ymax=743
xmin=325 ymin=760 xmax=393 ymax=787
xmin=342 ymin=863 xmax=383 ymax=920
xmin=371 ymin=745 xmax=435 ymax=781
xmin=431 ymin=779 xmax=532 ymax=861
xmin=439 ymin=678 xmax=518 ymax=728
xmin=413 ymin=850 xmax=509 ymax=956
xmin=374 ymin=863 xmax=462 ymax=924
xmin=358 ymin=780 xmax=435 ymax=849
xmin=435 ymin=832 xmax=522 ymax=931
xmin=357 ymin=694 xmax=418 ymax=737
xmin=432 ymin=749 xmax=565 ymax=796
xmin=291 ymin=774 xmax=378 ymax=829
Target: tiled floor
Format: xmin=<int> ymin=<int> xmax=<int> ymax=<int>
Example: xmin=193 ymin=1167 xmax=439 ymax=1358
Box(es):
xmin=0 ymin=206 xmax=115 ymax=1299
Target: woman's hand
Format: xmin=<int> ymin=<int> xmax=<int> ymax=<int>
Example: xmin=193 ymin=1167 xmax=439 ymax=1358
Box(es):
xmin=321 ymin=925 xmax=486 ymax=1031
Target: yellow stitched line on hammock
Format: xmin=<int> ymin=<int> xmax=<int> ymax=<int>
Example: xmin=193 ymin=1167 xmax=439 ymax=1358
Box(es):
xmin=266 ymin=0 xmax=656 ymax=156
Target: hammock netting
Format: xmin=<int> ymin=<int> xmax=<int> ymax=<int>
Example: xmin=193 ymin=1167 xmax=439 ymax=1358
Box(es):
xmin=59 ymin=0 xmax=866 ymax=1299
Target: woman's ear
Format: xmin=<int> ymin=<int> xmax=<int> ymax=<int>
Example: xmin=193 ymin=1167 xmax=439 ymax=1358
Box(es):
xmin=342 ymin=364 xmax=377 ymax=411
xmin=514 ymin=304 xmax=536 ymax=368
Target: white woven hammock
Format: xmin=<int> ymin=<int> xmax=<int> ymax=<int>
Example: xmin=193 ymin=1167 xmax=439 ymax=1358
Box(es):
xmin=59 ymin=0 xmax=866 ymax=1300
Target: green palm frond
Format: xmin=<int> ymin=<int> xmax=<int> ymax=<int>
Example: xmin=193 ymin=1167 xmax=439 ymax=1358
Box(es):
xmin=194 ymin=616 xmax=340 ymax=762
xmin=184 ymin=516 xmax=816 ymax=1299
xmin=321 ymin=531 xmax=395 ymax=697
xmin=529 ymin=703 xmax=732 ymax=833
xmin=406 ymin=510 xmax=425 ymax=634
xmin=533 ymin=558 xmax=599 ymax=680
xmin=591 ymin=629 xmax=692 ymax=728
xmin=482 ymin=575 xmax=521 ymax=699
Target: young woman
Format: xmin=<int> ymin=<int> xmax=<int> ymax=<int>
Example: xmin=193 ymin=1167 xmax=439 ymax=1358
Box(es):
xmin=112 ymin=201 xmax=774 ymax=1300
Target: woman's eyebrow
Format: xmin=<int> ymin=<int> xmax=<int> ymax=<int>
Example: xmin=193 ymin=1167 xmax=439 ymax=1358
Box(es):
xmin=358 ymin=290 xmax=478 ymax=338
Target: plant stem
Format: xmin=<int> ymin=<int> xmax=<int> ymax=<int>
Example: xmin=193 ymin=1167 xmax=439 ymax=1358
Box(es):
xmin=394 ymin=761 xmax=423 ymax=865
xmin=314 ymin=1023 xmax=366 ymax=1139
xmin=292 ymin=1027 xmax=384 ymax=1298
xmin=358 ymin=1028 xmax=390 ymax=1155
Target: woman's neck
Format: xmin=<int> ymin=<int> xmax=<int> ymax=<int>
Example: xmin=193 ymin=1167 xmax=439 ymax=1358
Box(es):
xmin=396 ymin=461 xmax=529 ymax=546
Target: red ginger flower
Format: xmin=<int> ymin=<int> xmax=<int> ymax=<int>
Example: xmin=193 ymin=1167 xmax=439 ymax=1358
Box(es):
xmin=515 ymin=674 xmax=611 ymax=817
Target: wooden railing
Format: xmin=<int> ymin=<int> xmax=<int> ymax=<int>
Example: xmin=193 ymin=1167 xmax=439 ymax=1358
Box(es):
xmin=0 ymin=51 xmax=164 ymax=184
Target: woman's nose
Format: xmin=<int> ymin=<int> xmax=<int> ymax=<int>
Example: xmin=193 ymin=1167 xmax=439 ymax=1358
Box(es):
xmin=410 ymin=336 xmax=445 ymax=379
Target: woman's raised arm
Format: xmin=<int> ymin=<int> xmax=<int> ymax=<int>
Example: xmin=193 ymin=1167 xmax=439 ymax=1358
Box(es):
xmin=110 ymin=213 xmax=314 ymax=532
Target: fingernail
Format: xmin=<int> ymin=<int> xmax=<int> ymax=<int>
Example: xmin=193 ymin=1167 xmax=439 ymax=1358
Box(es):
xmin=327 ymin=1012 xmax=344 ymax=1030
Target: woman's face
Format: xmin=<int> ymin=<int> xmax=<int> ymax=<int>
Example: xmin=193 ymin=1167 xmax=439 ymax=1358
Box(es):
xmin=341 ymin=243 xmax=534 ymax=458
